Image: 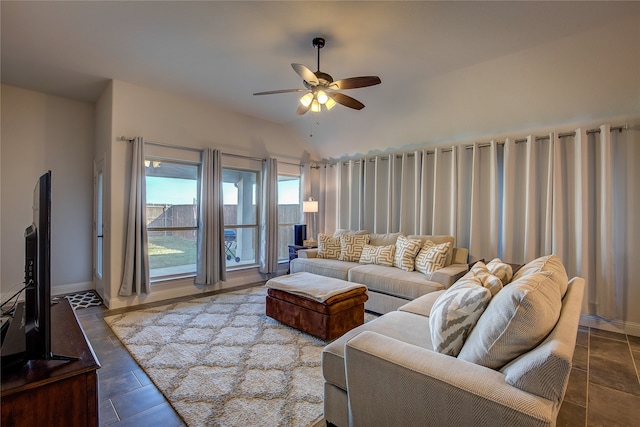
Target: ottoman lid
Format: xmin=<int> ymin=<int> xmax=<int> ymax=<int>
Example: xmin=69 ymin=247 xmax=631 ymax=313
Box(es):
xmin=265 ymin=272 xmax=367 ymax=303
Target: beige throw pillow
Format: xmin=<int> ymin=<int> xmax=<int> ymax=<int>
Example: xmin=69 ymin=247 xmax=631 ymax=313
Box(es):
xmin=512 ymin=254 xmax=569 ymax=297
xmin=486 ymin=258 xmax=514 ymax=285
xmin=338 ymin=234 xmax=370 ymax=262
xmin=430 ymin=276 xmax=492 ymax=357
xmin=464 ymin=261 xmax=503 ymax=296
xmin=415 ymin=241 xmax=451 ymax=275
xmin=359 ymin=244 xmax=396 ymax=267
xmin=317 ymin=233 xmax=341 ymax=259
xmin=457 ymin=270 xmax=562 ymax=369
xmin=393 ymin=235 xmax=422 ymax=272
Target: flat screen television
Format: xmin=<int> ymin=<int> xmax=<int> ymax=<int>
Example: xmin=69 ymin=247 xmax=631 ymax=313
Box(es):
xmin=1 ymin=171 xmax=76 ymax=366
xmin=24 ymin=170 xmax=52 ymax=360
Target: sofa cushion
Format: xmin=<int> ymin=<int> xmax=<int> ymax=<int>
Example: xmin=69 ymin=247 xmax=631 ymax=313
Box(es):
xmin=359 ymin=244 xmax=396 ymax=267
xmin=486 ymin=258 xmax=514 ymax=285
xmin=368 ymin=232 xmax=403 ymax=246
xmin=458 ymin=270 xmax=562 ymax=369
xmin=290 ymin=257 xmax=358 ymax=281
xmin=430 ymin=277 xmax=492 ymax=356
xmin=512 ymin=254 xmax=569 ymax=297
xmin=408 ymin=235 xmax=456 ymax=266
xmin=338 ymin=233 xmax=370 ymax=262
xmin=348 ymin=264 xmax=445 ymax=300
xmin=317 ymin=233 xmax=341 ymax=259
xmin=415 ymin=241 xmax=451 ymax=275
xmin=322 ymin=311 xmax=433 ymax=391
xmin=333 ymin=229 xmax=369 ymax=237
xmin=393 ymin=235 xmax=422 ymax=271
xmin=398 ymin=290 xmax=445 ymax=317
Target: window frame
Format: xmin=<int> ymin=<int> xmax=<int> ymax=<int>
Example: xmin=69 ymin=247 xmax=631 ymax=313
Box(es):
xmin=222 ymin=166 xmax=261 ymax=270
xmin=145 ymin=155 xmax=201 ymax=281
xmin=277 ymin=173 xmax=302 ymax=263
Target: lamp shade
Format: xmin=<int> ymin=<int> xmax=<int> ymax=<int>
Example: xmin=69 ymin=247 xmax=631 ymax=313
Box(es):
xmin=303 ymin=199 xmax=318 ymax=213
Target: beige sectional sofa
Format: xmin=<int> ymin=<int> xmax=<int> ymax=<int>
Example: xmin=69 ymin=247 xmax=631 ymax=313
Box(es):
xmin=290 ymin=232 xmax=469 ymax=314
xmin=322 ymin=254 xmax=584 ymax=427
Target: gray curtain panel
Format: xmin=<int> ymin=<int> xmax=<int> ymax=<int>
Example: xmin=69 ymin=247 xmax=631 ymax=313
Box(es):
xmin=259 ymin=158 xmax=279 ymax=274
xmin=119 ymin=136 xmax=150 ymax=296
xmin=196 ymin=148 xmax=227 ymax=285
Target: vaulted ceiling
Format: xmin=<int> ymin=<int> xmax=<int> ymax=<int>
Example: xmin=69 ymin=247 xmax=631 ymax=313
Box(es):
xmin=2 ymin=1 xmax=639 ymax=159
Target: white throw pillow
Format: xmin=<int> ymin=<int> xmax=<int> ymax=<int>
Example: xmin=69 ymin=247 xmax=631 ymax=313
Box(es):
xmin=359 ymin=244 xmax=396 ymax=267
xmin=317 ymin=233 xmax=341 ymax=259
xmin=393 ymin=235 xmax=422 ymax=272
xmin=486 ymin=258 xmax=514 ymax=285
xmin=458 ymin=270 xmax=562 ymax=369
xmin=415 ymin=241 xmax=451 ymax=275
xmin=430 ymin=277 xmax=492 ymax=357
xmin=338 ymin=234 xmax=370 ymax=262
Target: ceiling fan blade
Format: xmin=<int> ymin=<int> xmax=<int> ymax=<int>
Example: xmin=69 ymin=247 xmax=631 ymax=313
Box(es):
xmin=296 ymin=102 xmax=311 ymax=115
xmin=292 ymin=63 xmax=319 ymax=86
xmin=253 ymin=88 xmax=306 ymax=96
xmin=330 ymin=76 xmax=381 ymax=90
xmin=327 ymin=92 xmax=365 ymax=110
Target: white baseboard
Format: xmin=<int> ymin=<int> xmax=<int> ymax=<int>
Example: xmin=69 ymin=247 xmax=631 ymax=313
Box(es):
xmin=104 ymin=265 xmax=289 ymax=310
xmin=52 ymin=281 xmax=94 ymax=296
xmin=580 ymin=315 xmax=640 ymax=338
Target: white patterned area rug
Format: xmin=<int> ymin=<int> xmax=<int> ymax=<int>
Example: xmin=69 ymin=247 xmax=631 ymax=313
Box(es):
xmin=104 ymin=287 xmax=327 ymax=427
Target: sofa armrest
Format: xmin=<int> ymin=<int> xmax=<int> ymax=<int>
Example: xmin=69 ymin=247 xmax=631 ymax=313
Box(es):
xmin=429 ymin=263 xmax=468 ymax=288
xmin=297 ymin=248 xmax=318 ymax=258
xmin=345 ymin=331 xmax=556 ymax=427
xmin=451 ymin=247 xmax=469 ymax=264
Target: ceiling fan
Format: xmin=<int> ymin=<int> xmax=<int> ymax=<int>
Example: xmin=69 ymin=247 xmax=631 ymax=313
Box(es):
xmin=253 ymin=37 xmax=381 ymax=115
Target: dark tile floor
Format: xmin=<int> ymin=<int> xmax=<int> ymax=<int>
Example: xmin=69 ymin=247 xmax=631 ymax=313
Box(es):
xmin=557 ymin=326 xmax=640 ymax=426
xmin=75 ymin=303 xmax=640 ymax=426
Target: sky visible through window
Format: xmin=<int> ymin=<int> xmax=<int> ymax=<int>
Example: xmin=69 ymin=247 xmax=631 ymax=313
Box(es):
xmin=146 ymin=177 xmax=300 ymax=205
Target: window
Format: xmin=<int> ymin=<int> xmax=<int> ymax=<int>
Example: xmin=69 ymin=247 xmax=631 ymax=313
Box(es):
xmin=222 ymin=168 xmax=259 ymax=268
xmin=278 ymin=175 xmax=302 ymax=261
xmin=145 ymin=159 xmax=200 ymax=279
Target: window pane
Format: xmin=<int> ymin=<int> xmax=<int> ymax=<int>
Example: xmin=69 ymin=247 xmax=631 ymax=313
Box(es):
xmin=222 ymin=169 xmax=258 ymax=225
xmin=148 ymin=230 xmax=197 ymax=275
xmin=145 ymin=159 xmax=199 ymax=278
xmin=224 ymin=227 xmax=257 ymax=266
xmin=277 ymin=176 xmax=301 ymax=262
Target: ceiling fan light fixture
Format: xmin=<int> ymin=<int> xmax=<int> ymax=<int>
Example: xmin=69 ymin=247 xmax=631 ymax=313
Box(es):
xmin=300 ymin=92 xmax=314 ymax=107
xmin=311 ymin=98 xmax=322 ymax=113
xmin=324 ymin=97 xmax=337 ymax=110
xmin=316 ymin=90 xmax=329 ymax=105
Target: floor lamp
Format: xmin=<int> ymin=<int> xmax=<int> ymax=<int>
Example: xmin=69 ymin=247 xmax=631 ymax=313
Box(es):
xmin=302 ymin=198 xmax=318 ymax=247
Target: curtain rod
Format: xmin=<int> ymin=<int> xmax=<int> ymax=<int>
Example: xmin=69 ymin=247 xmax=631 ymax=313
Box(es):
xmin=333 ymin=123 xmax=629 ymax=164
xmin=465 ymin=123 xmax=628 ymax=150
xmin=120 ymin=136 xmax=303 ymax=167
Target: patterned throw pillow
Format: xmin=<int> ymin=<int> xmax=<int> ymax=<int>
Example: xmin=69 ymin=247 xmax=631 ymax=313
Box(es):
xmin=486 ymin=258 xmax=514 ymax=285
xmin=467 ymin=262 xmax=503 ymax=296
xmin=415 ymin=241 xmax=451 ymax=275
xmin=338 ymin=234 xmax=370 ymax=262
xmin=393 ymin=235 xmax=423 ymax=272
xmin=317 ymin=233 xmax=341 ymax=259
xmin=359 ymin=244 xmax=396 ymax=267
xmin=429 ymin=277 xmax=492 ymax=357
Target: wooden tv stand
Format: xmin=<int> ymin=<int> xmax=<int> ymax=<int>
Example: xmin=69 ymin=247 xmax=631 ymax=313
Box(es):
xmin=1 ymin=298 xmax=100 ymax=427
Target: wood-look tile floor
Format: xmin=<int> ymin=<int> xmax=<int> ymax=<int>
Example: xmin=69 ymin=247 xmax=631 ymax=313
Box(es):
xmin=74 ymin=304 xmax=640 ymax=426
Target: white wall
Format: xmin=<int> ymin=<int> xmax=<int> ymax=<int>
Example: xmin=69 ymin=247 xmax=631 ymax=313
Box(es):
xmin=102 ymin=80 xmax=306 ymax=308
xmin=1 ymin=84 xmax=95 ymax=299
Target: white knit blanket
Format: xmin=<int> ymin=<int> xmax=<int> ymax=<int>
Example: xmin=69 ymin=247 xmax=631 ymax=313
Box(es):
xmin=265 ymin=272 xmax=367 ymax=303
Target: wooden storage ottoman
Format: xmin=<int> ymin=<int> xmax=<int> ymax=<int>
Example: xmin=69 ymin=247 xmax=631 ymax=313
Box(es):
xmin=265 ymin=273 xmax=368 ymax=341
